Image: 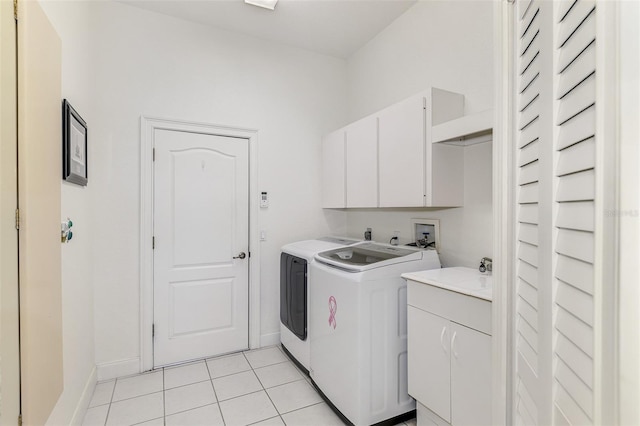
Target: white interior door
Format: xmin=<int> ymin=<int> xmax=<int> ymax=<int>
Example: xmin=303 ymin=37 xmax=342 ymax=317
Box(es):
xmin=153 ymin=129 xmax=249 ymax=367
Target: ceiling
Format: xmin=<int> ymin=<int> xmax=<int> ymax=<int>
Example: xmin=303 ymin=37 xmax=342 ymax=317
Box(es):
xmin=119 ymin=0 xmax=418 ymax=58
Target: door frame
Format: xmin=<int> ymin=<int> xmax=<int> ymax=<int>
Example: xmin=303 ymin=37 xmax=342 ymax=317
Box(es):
xmin=139 ymin=116 xmax=260 ymax=372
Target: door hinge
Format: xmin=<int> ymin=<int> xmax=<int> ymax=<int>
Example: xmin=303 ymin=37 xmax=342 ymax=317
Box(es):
xmin=152 ymin=236 xmax=155 ymax=249
xmin=152 ymin=148 xmax=155 ymax=162
xmin=13 ymin=0 xmax=17 ymax=20
xmin=15 ymin=209 xmax=20 ymax=230
xmin=152 ymin=324 xmax=155 ymax=338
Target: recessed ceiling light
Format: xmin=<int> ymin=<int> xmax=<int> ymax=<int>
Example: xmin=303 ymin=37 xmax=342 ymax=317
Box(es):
xmin=244 ymin=0 xmax=278 ymax=11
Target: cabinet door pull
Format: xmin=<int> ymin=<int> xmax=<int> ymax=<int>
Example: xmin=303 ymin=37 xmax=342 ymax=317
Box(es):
xmin=440 ymin=326 xmax=448 ymax=353
xmin=451 ymin=331 xmax=458 ymax=359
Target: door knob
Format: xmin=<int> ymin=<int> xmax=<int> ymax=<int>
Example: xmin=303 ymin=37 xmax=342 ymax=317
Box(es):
xmin=233 ymin=252 xmax=246 ymax=260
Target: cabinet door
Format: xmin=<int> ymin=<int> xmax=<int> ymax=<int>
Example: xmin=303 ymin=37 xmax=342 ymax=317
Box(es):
xmin=408 ymin=306 xmax=451 ymax=423
xmin=450 ymin=322 xmax=492 ymax=425
xmin=345 ymin=116 xmax=377 ymax=208
xmin=321 ymin=129 xmax=346 ymax=208
xmin=378 ymin=94 xmax=425 ymax=207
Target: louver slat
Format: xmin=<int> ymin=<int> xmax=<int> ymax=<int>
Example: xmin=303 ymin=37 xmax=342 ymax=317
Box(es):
xmin=556 ymin=307 xmax=593 ymax=358
xmin=518 ymin=222 xmax=539 ymax=246
xmin=519 ymin=204 xmax=539 ymax=225
xmin=557 ymin=0 xmax=577 ymax=23
xmin=518 ymin=316 xmax=539 ymax=350
xmin=556 ymin=279 xmax=594 ymax=326
xmin=557 ymin=0 xmax=595 ymax=48
xmin=556 ymin=229 xmax=594 ymax=263
xmin=519 ymin=161 xmax=540 ymax=185
xmin=518 ymin=260 xmax=539 ymax=288
xmin=555 ymin=381 xmax=592 ymax=425
xmin=556 ymin=169 xmax=595 ymax=202
xmin=518 ymin=294 xmax=539 ymax=330
xmin=520 ymin=44 xmax=540 ymax=77
xmin=557 ymin=201 xmax=595 ymax=232
xmin=519 ymin=0 xmax=534 ymax=20
xmin=555 ymin=333 xmax=594 ymax=388
xmin=518 ymin=380 xmax=539 ymax=425
xmin=520 ymin=78 xmax=540 ymax=115
xmin=556 ymin=357 xmax=594 ymax=417
xmin=518 ymin=279 xmax=539 ymax=310
xmin=519 ymin=140 xmax=540 ymax=167
xmin=556 ymin=254 xmax=594 ymax=295
xmin=558 ymin=9 xmax=596 ymax=72
xmin=520 ymin=98 xmax=540 ymax=130
xmin=521 ymin=26 xmax=540 ymax=58
xmin=518 ymin=242 xmax=539 ymax=267
xmin=520 ymin=182 xmax=539 ymax=204
xmin=557 ymin=73 xmax=595 ymax=125
xmin=557 ymin=42 xmax=595 ymax=99
xmin=519 ymin=119 xmax=540 ymax=149
xmin=520 ymin=6 xmax=540 ymax=39
xmin=557 ymin=104 xmax=595 ymax=150
xmin=557 ymin=137 xmax=595 ymax=176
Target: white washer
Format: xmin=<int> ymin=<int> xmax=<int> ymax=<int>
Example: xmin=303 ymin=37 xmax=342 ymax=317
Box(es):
xmin=309 ymin=242 xmax=441 ymax=426
xmin=280 ymin=236 xmax=360 ymax=372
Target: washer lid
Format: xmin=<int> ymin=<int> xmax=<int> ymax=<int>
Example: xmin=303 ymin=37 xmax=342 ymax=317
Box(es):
xmin=315 ymin=242 xmax=423 ymax=271
xmin=281 ymin=236 xmax=360 ymax=261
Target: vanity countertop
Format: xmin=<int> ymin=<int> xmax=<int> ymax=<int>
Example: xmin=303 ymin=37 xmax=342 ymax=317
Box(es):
xmin=402 ymin=266 xmax=492 ymax=301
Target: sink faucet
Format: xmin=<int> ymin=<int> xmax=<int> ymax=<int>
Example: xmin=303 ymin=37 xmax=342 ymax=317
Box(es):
xmin=479 ymin=257 xmax=492 ymax=273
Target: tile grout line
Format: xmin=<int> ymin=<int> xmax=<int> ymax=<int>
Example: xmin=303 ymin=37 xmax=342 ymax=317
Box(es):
xmin=204 ymin=357 xmax=226 ymax=425
xmin=103 ymin=377 xmax=118 ymax=426
xmin=252 ymin=354 xmax=288 ymax=423
xmin=162 ymin=367 xmax=166 ymax=425
xmin=163 ymin=402 xmax=219 ymax=420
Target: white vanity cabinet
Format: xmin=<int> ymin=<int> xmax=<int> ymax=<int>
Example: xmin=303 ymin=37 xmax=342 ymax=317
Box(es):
xmin=403 ymin=267 xmax=492 ymax=426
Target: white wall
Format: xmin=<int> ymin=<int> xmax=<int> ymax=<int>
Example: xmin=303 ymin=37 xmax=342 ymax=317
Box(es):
xmin=39 ymin=1 xmax=97 ymax=424
xmin=45 ymin=1 xmax=348 ymax=376
xmin=343 ymin=0 xmax=494 ymax=268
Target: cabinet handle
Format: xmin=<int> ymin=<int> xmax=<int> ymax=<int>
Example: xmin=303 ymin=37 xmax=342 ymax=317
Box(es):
xmin=440 ymin=327 xmax=448 ymax=353
xmin=451 ymin=331 xmax=458 ymax=359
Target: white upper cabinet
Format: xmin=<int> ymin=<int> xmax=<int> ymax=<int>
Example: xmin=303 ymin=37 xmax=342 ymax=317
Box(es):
xmin=378 ymin=93 xmax=426 ymax=207
xmin=345 ymin=115 xmax=378 ymax=208
xmin=321 ymin=129 xmax=346 ymax=208
xmin=322 ymin=87 xmax=485 ymax=209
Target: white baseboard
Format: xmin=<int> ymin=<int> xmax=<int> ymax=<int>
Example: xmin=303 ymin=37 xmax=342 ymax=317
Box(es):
xmin=97 ymin=357 xmax=140 ymax=381
xmin=69 ymin=366 xmax=97 ymax=426
xmin=260 ymin=332 xmax=281 ymax=348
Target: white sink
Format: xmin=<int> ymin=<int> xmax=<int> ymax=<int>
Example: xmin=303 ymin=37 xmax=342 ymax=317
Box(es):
xmin=401 ymin=266 xmax=492 ymax=301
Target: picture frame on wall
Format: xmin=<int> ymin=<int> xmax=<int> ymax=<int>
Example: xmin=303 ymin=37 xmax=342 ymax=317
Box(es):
xmin=62 ymin=99 xmax=88 ymax=186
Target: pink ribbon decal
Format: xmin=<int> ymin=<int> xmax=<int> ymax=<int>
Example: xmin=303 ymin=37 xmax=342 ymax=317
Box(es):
xmin=328 ymin=296 xmax=337 ymax=329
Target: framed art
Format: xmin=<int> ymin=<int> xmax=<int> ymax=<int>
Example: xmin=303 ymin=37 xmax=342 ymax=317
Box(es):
xmin=62 ymin=99 xmax=88 ymax=186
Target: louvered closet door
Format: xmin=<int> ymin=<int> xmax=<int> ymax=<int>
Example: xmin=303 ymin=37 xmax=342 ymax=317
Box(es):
xmin=515 ymin=0 xmax=548 ymax=424
xmin=553 ymin=1 xmax=596 ymax=424
xmin=513 ymin=0 xmax=597 ymax=425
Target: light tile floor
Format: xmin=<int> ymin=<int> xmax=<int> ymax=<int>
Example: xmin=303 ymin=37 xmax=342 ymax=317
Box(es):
xmin=83 ymin=345 xmax=417 ymax=426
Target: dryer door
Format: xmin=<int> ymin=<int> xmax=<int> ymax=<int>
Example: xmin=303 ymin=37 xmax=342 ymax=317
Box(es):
xmin=280 ymin=253 xmax=307 ymax=340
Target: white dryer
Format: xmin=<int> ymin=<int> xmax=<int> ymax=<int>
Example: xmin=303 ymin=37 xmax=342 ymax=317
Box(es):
xmin=280 ymin=237 xmax=360 ymax=373
xmin=309 ymin=242 xmax=441 ymax=426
